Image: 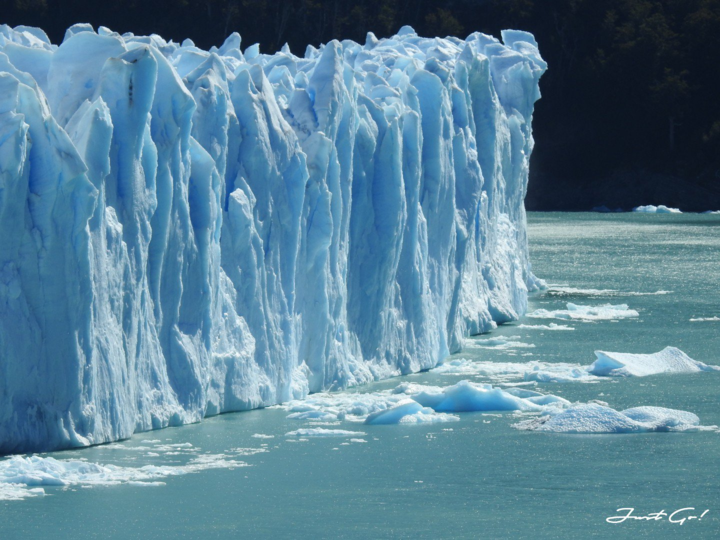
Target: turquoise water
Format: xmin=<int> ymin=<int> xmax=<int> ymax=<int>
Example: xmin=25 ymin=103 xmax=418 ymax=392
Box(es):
xmin=1 ymin=213 xmax=718 ymax=539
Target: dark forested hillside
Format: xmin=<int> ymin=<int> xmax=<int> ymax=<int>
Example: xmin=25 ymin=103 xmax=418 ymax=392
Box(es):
xmin=3 ymin=0 xmax=720 ymax=210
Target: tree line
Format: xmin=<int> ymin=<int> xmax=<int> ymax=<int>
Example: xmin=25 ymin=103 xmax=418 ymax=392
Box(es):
xmin=4 ymin=0 xmax=720 ymax=209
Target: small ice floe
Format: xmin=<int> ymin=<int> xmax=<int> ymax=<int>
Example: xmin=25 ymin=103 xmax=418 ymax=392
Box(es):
xmin=278 ymin=380 xmax=570 ymax=425
xmin=229 ymin=448 xmax=269 ymax=456
xmin=286 ymin=411 xmax=338 ymax=421
xmin=703 ymin=210 xmax=720 ymax=214
xmin=545 ymin=286 xmax=670 ymax=298
xmin=588 ymin=347 xmax=720 ymax=377
xmin=284 ymin=428 xmax=366 ymax=438
xmin=434 ymin=347 xmax=717 ymax=384
xmin=432 ymin=359 xmax=598 ymax=384
xmin=632 ymin=205 xmax=682 ymax=214
xmin=410 ymin=380 xmax=569 ymax=413
xmin=278 ymin=391 xmax=408 ymax=423
xmin=515 ymin=323 xmax=575 ymax=331
xmin=0 ymin=452 xmax=249 ymax=501
xmin=514 ymin=404 xmax=715 ymax=434
xmin=364 ymin=400 xmax=459 ymax=425
xmin=689 ymin=316 xmax=720 ymax=322
xmin=251 ymin=434 xmax=275 ymax=439
xmin=463 ymin=336 xmax=535 ymax=350
xmin=524 ymin=367 xmax=597 ymax=384
xmin=527 ymin=303 xmax=639 ymax=321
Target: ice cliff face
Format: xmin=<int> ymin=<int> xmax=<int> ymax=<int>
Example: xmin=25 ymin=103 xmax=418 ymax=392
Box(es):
xmin=0 ymin=23 xmax=546 ymax=453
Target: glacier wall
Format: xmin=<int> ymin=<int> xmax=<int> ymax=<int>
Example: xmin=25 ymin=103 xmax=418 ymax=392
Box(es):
xmin=0 ymin=23 xmax=546 ymax=453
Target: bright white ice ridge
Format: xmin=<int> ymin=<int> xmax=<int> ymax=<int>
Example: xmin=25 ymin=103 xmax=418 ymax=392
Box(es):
xmin=527 ymin=303 xmax=639 ymax=321
xmin=433 ymin=346 xmax=719 ymax=382
xmin=588 ymin=347 xmax=720 ymax=377
xmin=514 ymin=404 xmax=714 ymax=434
xmin=0 ymin=24 xmax=546 ymax=452
xmin=632 ymin=205 xmax=682 ymax=214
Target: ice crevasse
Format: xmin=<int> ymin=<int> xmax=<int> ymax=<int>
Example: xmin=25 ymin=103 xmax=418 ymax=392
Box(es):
xmin=0 ymin=23 xmax=546 ymax=453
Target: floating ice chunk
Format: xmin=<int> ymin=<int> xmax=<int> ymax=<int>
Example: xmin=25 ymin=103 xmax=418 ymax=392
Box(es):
xmin=621 ymin=406 xmax=700 ymax=427
xmin=391 ymin=383 xmax=445 ymax=396
xmin=527 ymin=303 xmax=639 ymax=321
xmin=279 ymin=379 xmax=568 ymax=423
xmin=0 ymin=483 xmax=45 ymax=501
xmin=546 ymin=286 xmax=618 ymax=296
xmin=432 ymin=359 xmax=597 ymax=384
xmin=434 ymin=348 xmax=718 ymax=385
xmin=364 ymin=400 xmax=459 ymax=425
xmin=515 ymin=323 xmax=574 ymax=331
xmin=412 ymin=380 xmax=543 ymax=413
xmin=251 ymin=434 xmax=275 ymax=439
xmin=588 ymin=347 xmax=720 ymax=377
xmin=279 ymin=391 xmax=407 ymax=422
xmin=633 ymin=205 xmax=682 ymax=214
xmin=524 ymin=366 xmax=596 ymax=383
xmin=545 ymin=286 xmax=670 ymax=298
xmin=464 ymin=336 xmax=535 ymax=350
xmin=689 ymin=317 xmax=720 ymax=322
xmin=0 ymin=453 xmax=248 ymax=501
xmin=515 ymin=403 xmax=710 ymax=434
xmin=284 ymin=428 xmax=366 ymax=438
xmin=286 ymin=411 xmax=339 ymax=421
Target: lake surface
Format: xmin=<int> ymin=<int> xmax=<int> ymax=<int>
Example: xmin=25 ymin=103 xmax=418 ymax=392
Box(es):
xmin=1 ymin=212 xmax=718 ymax=539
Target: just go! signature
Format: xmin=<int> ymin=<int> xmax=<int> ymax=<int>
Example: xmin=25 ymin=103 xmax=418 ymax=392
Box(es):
xmin=607 ymin=507 xmax=709 ymax=525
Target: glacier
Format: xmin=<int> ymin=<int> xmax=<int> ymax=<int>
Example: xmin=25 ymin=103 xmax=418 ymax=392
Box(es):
xmin=0 ymin=23 xmax=545 ymax=453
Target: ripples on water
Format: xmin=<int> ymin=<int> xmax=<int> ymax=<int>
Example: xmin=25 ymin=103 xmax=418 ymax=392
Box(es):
xmin=1 ymin=212 xmax=718 ymax=538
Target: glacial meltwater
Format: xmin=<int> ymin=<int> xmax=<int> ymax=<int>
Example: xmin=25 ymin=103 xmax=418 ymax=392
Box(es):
xmin=1 ymin=212 xmax=718 ymax=539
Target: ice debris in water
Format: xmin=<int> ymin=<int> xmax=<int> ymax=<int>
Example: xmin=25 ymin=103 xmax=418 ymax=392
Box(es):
xmin=432 ymin=359 xmax=598 ymax=383
xmin=284 ymin=428 xmax=366 ymax=438
xmin=0 ymin=452 xmax=248 ymax=501
xmin=433 ymin=347 xmax=718 ymax=383
xmin=0 ymin=22 xmax=546 ymax=453
xmin=463 ymin=336 xmax=536 ymax=349
xmin=514 ymin=404 xmax=715 ymax=434
xmin=515 ymin=323 xmax=575 ymax=330
xmin=588 ymin=347 xmax=720 ymax=377
xmin=545 ymin=286 xmax=671 ymax=298
xmin=527 ymin=303 xmax=639 ymax=321
xmin=632 ymin=205 xmax=682 ymax=214
xmin=365 ymin=400 xmax=460 ymax=425
xmin=278 ymin=380 xmax=569 ymax=425
xmin=689 ymin=317 xmax=720 ymax=322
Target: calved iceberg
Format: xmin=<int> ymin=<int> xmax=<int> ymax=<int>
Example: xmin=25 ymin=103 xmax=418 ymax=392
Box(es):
xmin=588 ymin=347 xmax=720 ymax=377
xmin=514 ymin=404 xmax=712 ymax=434
xmin=0 ymin=23 xmax=546 ymax=453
